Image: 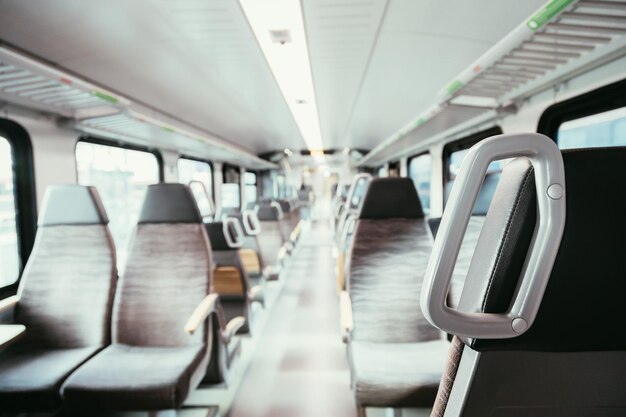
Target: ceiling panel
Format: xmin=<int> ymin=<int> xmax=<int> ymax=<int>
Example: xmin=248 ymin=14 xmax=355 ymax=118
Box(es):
xmin=306 ymin=0 xmax=547 ymax=151
xmin=0 ymin=0 xmax=304 ymax=154
xmin=303 ymin=0 xmax=389 ymax=150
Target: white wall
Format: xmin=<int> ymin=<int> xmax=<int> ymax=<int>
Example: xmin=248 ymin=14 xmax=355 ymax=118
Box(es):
xmin=7 ymin=111 xmax=78 ymax=208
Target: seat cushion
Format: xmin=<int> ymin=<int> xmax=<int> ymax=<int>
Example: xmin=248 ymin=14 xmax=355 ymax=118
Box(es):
xmin=62 ymin=344 xmax=207 ymax=411
xmin=350 ymin=339 xmax=449 ymax=407
xmin=0 ymin=346 xmax=98 ymax=411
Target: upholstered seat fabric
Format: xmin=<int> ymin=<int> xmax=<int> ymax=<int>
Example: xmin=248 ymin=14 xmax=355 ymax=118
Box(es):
xmin=0 ymin=347 xmax=98 ymax=411
xmin=350 ymin=339 xmax=449 ymax=407
xmin=61 ymin=344 xmax=206 ymax=410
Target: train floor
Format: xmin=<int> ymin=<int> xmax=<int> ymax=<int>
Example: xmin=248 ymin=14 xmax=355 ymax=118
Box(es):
xmin=186 ymin=207 xmax=431 ymax=417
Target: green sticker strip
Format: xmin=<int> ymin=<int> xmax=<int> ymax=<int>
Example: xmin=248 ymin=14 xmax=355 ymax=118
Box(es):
xmin=91 ymin=90 xmax=118 ymax=103
xmin=527 ymin=0 xmax=575 ymax=31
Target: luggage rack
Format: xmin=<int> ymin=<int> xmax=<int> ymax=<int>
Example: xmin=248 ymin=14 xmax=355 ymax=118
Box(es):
xmin=359 ymin=0 xmax=626 ymax=166
xmin=0 ymin=46 xmax=275 ymax=170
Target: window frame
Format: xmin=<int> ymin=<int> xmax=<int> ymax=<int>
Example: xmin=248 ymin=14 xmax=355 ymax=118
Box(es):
xmin=177 ymin=155 xmax=214 ymax=199
xmin=407 ymin=150 xmax=432 ymax=212
xmin=76 ymin=136 xmax=164 ymax=182
xmin=537 ymin=78 xmax=626 ymax=143
xmin=442 ymin=126 xmax=503 ymax=190
xmin=0 ymin=118 xmax=37 ymax=294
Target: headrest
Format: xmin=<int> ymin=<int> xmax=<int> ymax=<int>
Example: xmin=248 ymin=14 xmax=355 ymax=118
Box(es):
xmin=255 ymin=203 xmax=282 ymax=221
xmin=204 ymin=222 xmax=236 ymax=251
xmin=358 ymin=177 xmax=424 ymax=219
xmin=138 ymin=183 xmax=202 ymax=224
xmin=39 ymin=185 xmax=108 ymax=226
xmin=460 ymin=147 xmax=626 ymax=352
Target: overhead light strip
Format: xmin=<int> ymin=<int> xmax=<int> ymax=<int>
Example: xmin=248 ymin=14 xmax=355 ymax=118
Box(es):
xmin=239 ymin=0 xmax=324 ymax=155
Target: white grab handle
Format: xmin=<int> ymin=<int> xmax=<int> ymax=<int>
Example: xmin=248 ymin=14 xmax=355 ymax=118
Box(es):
xmin=223 ymin=217 xmax=244 ymax=248
xmin=242 ymin=209 xmax=261 ymax=235
xmin=420 ymin=133 xmax=566 ymax=339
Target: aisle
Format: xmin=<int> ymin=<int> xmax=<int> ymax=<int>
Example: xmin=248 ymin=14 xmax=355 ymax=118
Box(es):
xmin=228 ymin=221 xmax=357 ymax=417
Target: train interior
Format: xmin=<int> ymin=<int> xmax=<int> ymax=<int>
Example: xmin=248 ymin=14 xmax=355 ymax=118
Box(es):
xmin=0 ymin=0 xmax=625 ymax=416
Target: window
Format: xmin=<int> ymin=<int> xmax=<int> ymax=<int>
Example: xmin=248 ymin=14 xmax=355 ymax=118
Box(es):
xmin=221 ymin=164 xmax=241 ymax=209
xmin=0 ymin=137 xmax=19 ymax=287
xmin=0 ymin=119 xmax=36 ymax=291
xmin=408 ymin=153 xmax=431 ymax=214
xmin=444 ymin=126 xmax=503 ymax=215
xmin=178 ymin=157 xmax=212 ymax=198
xmin=178 ymin=157 xmax=213 ymax=216
xmin=244 ymin=171 xmax=257 ymax=205
xmin=76 ymin=140 xmax=161 ymax=267
xmin=558 ymin=107 xmax=626 ymax=149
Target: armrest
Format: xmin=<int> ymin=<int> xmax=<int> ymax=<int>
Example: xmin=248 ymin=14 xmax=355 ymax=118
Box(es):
xmin=248 ymin=285 xmax=264 ymax=304
xmin=0 ymin=296 xmax=19 ymax=313
xmin=339 ymin=291 xmax=353 ymax=343
xmin=222 ymin=316 xmax=246 ymax=343
xmin=185 ymin=293 xmax=219 ymax=335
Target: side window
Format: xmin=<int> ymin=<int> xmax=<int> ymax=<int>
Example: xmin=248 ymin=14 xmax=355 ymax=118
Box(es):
xmin=408 ymin=153 xmax=431 ymax=214
xmin=76 ymin=140 xmax=161 ymax=267
xmin=0 ymin=137 xmax=20 ymax=287
xmin=178 ymin=157 xmax=213 ymax=217
xmin=221 ymin=165 xmax=241 ymax=209
xmin=444 ymin=127 xmax=503 ymax=215
xmin=558 ymin=107 xmax=626 ymax=149
xmin=244 ymin=171 xmax=257 ymax=205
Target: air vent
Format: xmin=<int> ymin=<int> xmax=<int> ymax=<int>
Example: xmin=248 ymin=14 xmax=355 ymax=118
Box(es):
xmin=269 ymin=29 xmax=292 ymax=44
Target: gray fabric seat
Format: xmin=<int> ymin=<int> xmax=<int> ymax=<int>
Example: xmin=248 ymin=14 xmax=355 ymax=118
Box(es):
xmin=0 ymin=185 xmax=117 ymax=412
xmin=62 ymin=184 xmax=216 ymax=411
xmin=430 ymin=148 xmax=626 ymax=417
xmin=344 ymin=177 xmax=447 ymax=411
xmin=61 ymin=344 xmax=205 ymax=410
xmin=350 ymin=340 xmax=449 ymax=408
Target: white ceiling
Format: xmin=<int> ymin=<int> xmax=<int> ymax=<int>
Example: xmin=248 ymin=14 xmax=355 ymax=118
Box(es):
xmin=0 ymin=0 xmax=304 ymax=154
xmin=0 ymin=0 xmax=547 ymax=154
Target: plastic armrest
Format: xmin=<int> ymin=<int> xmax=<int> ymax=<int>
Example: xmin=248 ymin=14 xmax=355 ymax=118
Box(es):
xmin=248 ymin=285 xmax=264 ymax=304
xmin=0 ymin=296 xmax=19 ymax=313
xmin=222 ymin=316 xmax=246 ymax=343
xmin=339 ymin=291 xmax=353 ymax=343
xmin=185 ymin=293 xmax=219 ymax=335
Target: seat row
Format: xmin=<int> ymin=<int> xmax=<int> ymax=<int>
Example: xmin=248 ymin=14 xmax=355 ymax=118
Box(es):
xmin=335 ymin=134 xmax=626 ymax=416
xmin=0 ymin=183 xmax=306 ymax=414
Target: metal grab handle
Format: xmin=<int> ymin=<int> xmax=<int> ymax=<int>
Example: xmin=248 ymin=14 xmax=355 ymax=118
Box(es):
xmin=345 ymin=173 xmax=371 ymax=210
xmin=269 ymin=201 xmax=284 ymax=219
xmin=242 ymin=209 xmax=261 ymax=236
xmin=223 ymin=217 xmax=244 ymax=248
xmin=188 ymin=180 xmax=216 ymax=218
xmin=420 ymin=133 xmax=566 ymax=339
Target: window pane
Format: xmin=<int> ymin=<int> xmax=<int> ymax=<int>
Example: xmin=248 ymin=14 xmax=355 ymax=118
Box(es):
xmin=244 ymin=171 xmax=257 ymax=204
xmin=221 ymin=183 xmax=241 ymax=209
xmin=408 ymin=154 xmax=431 ymax=214
xmin=558 ymin=107 xmax=626 ymax=149
xmin=178 ymin=158 xmax=213 ymax=216
xmin=244 ymin=172 xmax=257 ymax=185
xmin=0 ymin=137 xmax=19 ymax=287
xmin=178 ymin=158 xmax=213 ymax=199
xmin=447 ymin=149 xmax=504 ymax=215
xmin=76 ymin=141 xmax=159 ymax=268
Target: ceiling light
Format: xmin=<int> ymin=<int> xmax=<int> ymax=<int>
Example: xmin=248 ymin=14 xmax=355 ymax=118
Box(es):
xmin=239 ymin=0 xmax=324 ymax=154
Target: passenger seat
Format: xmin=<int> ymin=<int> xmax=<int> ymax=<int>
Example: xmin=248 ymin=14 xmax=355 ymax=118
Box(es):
xmin=423 ymin=136 xmax=626 ymax=417
xmin=340 ymin=178 xmax=448 ymax=415
xmin=62 ymin=184 xmax=244 ymax=411
xmin=0 ymin=185 xmax=117 ymax=412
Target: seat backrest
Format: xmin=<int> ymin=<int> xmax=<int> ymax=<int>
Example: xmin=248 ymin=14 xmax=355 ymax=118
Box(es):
xmin=15 ymin=185 xmax=116 ymax=349
xmin=112 ymin=183 xmax=211 ymax=347
xmin=432 ymin=148 xmax=626 ymax=417
xmin=348 ymin=177 xmax=440 ymax=343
